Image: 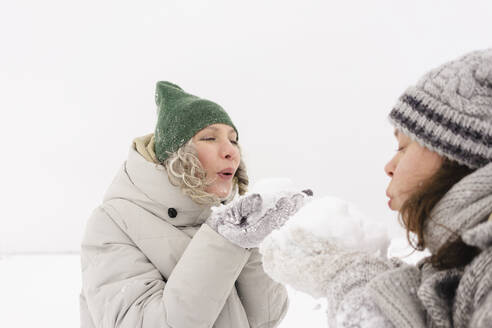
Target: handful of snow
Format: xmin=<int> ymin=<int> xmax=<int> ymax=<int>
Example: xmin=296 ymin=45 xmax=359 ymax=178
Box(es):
xmin=245 ymin=178 xmax=312 ymax=220
xmin=280 ymin=196 xmax=390 ymax=257
xmin=247 ymin=178 xmax=389 ymax=257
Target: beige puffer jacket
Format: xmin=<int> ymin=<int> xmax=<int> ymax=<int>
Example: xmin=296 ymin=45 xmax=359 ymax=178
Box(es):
xmin=80 ymin=137 xmax=289 ymax=328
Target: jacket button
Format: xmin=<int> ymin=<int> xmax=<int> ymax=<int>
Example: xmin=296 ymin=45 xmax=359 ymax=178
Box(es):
xmin=168 ymin=208 xmax=178 ymax=218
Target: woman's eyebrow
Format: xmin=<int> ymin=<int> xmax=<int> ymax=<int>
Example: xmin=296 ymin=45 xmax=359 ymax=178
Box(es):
xmin=394 ymin=130 xmax=399 ymax=138
xmin=201 ymin=126 xmax=236 ymax=138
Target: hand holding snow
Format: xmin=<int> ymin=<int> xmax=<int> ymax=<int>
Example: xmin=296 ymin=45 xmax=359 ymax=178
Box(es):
xmin=259 ymin=196 xmax=393 ymax=306
xmin=206 ymin=193 xmax=263 ymax=232
xmin=207 ymin=178 xmax=313 ymax=248
xmin=282 ymin=196 xmax=390 ymax=256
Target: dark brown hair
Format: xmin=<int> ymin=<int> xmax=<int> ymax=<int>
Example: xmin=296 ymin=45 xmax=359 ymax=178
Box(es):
xmin=399 ymin=158 xmax=480 ymax=270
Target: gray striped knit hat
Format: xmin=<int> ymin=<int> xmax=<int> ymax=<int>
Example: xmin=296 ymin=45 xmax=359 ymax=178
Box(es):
xmin=389 ymin=49 xmax=492 ymax=169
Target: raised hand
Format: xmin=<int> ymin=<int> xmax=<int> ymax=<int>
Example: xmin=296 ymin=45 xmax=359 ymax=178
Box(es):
xmin=206 ymin=190 xmax=312 ymax=248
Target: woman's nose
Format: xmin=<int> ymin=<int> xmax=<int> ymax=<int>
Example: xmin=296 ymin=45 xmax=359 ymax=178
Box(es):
xmin=221 ymin=140 xmax=238 ymax=160
xmin=384 ymin=157 xmax=395 ymax=178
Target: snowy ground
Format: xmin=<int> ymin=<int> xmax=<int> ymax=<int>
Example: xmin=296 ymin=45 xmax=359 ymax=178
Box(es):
xmin=0 ymin=254 xmax=327 ymax=327
xmin=0 ymin=238 xmax=425 ymax=328
xmin=0 ymin=254 xmax=81 ymax=328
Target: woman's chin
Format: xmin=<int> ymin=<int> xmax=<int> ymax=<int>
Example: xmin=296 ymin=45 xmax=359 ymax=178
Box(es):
xmin=388 ymin=197 xmax=402 ymax=212
xmin=207 ymin=183 xmax=233 ymax=199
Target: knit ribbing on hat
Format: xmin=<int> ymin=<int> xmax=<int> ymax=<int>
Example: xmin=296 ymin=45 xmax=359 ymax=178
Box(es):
xmin=389 ymin=49 xmax=492 ymax=169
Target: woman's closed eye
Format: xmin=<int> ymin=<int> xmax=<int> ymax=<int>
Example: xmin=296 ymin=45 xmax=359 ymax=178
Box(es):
xmin=396 ymin=144 xmax=408 ymax=152
xmin=201 ymin=137 xmax=238 ymax=145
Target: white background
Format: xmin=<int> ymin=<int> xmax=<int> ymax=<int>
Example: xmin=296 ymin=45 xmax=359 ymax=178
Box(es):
xmin=2 ymin=0 xmax=491 ymax=254
xmin=0 ymin=1 xmax=491 ymax=326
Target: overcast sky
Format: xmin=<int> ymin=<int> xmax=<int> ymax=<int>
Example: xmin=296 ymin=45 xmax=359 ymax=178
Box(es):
xmin=1 ymin=0 xmax=491 ymax=253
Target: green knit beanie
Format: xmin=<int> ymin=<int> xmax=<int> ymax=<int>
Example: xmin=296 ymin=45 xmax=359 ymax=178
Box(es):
xmin=154 ymin=81 xmax=238 ymax=162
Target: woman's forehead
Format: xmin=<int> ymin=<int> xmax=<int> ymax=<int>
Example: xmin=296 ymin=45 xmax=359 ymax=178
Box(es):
xmin=394 ymin=129 xmax=409 ymax=140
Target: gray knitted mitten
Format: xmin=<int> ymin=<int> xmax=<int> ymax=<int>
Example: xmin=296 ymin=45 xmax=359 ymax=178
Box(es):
xmin=260 ymin=227 xmax=397 ymax=326
xmin=337 ymin=288 xmax=395 ymax=328
xmin=206 ymin=191 xmax=311 ymax=248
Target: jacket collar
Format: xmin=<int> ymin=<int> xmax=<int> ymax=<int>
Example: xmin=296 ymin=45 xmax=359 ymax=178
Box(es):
xmin=103 ymin=144 xmax=212 ymax=227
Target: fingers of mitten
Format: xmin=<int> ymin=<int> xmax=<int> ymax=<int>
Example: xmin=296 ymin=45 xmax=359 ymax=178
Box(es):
xmin=220 ymin=193 xmax=263 ymax=225
xmin=226 ymin=200 xmax=247 ymax=225
xmin=302 ymin=189 xmax=314 ymax=196
xmin=289 ymin=193 xmax=308 ymax=214
xmin=275 ymin=191 xmax=309 ymax=216
xmin=274 ymin=197 xmax=298 ymax=221
xmin=211 ymin=202 xmax=237 ymax=225
xmin=276 ymin=209 xmax=292 ymax=230
xmin=226 ymin=206 xmax=241 ymax=224
xmin=240 ymin=193 xmax=262 ymax=217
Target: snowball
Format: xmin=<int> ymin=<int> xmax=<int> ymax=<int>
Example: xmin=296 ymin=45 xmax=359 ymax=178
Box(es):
xmin=283 ymin=196 xmax=389 ymax=256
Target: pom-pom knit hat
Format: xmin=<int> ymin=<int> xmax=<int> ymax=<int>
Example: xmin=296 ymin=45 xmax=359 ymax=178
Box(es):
xmin=388 ymin=49 xmax=492 ymax=169
xmin=154 ymin=81 xmax=238 ymax=162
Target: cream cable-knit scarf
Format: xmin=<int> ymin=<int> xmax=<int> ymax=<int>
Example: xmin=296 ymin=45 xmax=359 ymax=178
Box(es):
xmin=424 ymin=162 xmax=492 ymax=254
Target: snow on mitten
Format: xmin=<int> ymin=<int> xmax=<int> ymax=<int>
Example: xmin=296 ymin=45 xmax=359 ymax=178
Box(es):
xmin=207 ymin=190 xmax=312 ymax=248
xmin=259 ymin=196 xmax=396 ymax=322
xmin=284 ymin=196 xmax=391 ymax=256
xmin=260 ymin=226 xmax=396 ymax=325
xmin=206 ymin=193 xmax=263 ymax=232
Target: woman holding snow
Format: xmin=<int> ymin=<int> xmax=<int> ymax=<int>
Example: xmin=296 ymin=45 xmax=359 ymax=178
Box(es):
xmin=79 ymin=81 xmax=309 ymax=328
xmin=260 ymin=49 xmax=492 ymax=327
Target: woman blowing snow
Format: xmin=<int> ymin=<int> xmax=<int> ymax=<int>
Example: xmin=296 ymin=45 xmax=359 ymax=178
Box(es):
xmin=80 ymin=81 xmax=310 ymax=328
xmin=260 ymin=49 xmax=492 ymax=327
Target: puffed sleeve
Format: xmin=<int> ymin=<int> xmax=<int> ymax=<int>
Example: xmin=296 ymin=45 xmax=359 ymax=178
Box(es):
xmin=235 ymin=248 xmax=289 ymax=327
xmin=81 ymin=207 xmax=251 ymax=328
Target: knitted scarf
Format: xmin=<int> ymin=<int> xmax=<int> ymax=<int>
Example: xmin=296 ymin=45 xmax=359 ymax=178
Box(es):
xmin=424 ymin=162 xmax=492 ymax=254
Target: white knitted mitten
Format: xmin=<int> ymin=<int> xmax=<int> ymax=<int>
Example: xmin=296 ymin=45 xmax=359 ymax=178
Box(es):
xmin=259 ymin=196 xmax=396 ymax=325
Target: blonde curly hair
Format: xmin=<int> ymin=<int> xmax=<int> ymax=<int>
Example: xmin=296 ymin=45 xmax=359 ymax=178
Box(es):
xmin=162 ymin=139 xmax=248 ymax=205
